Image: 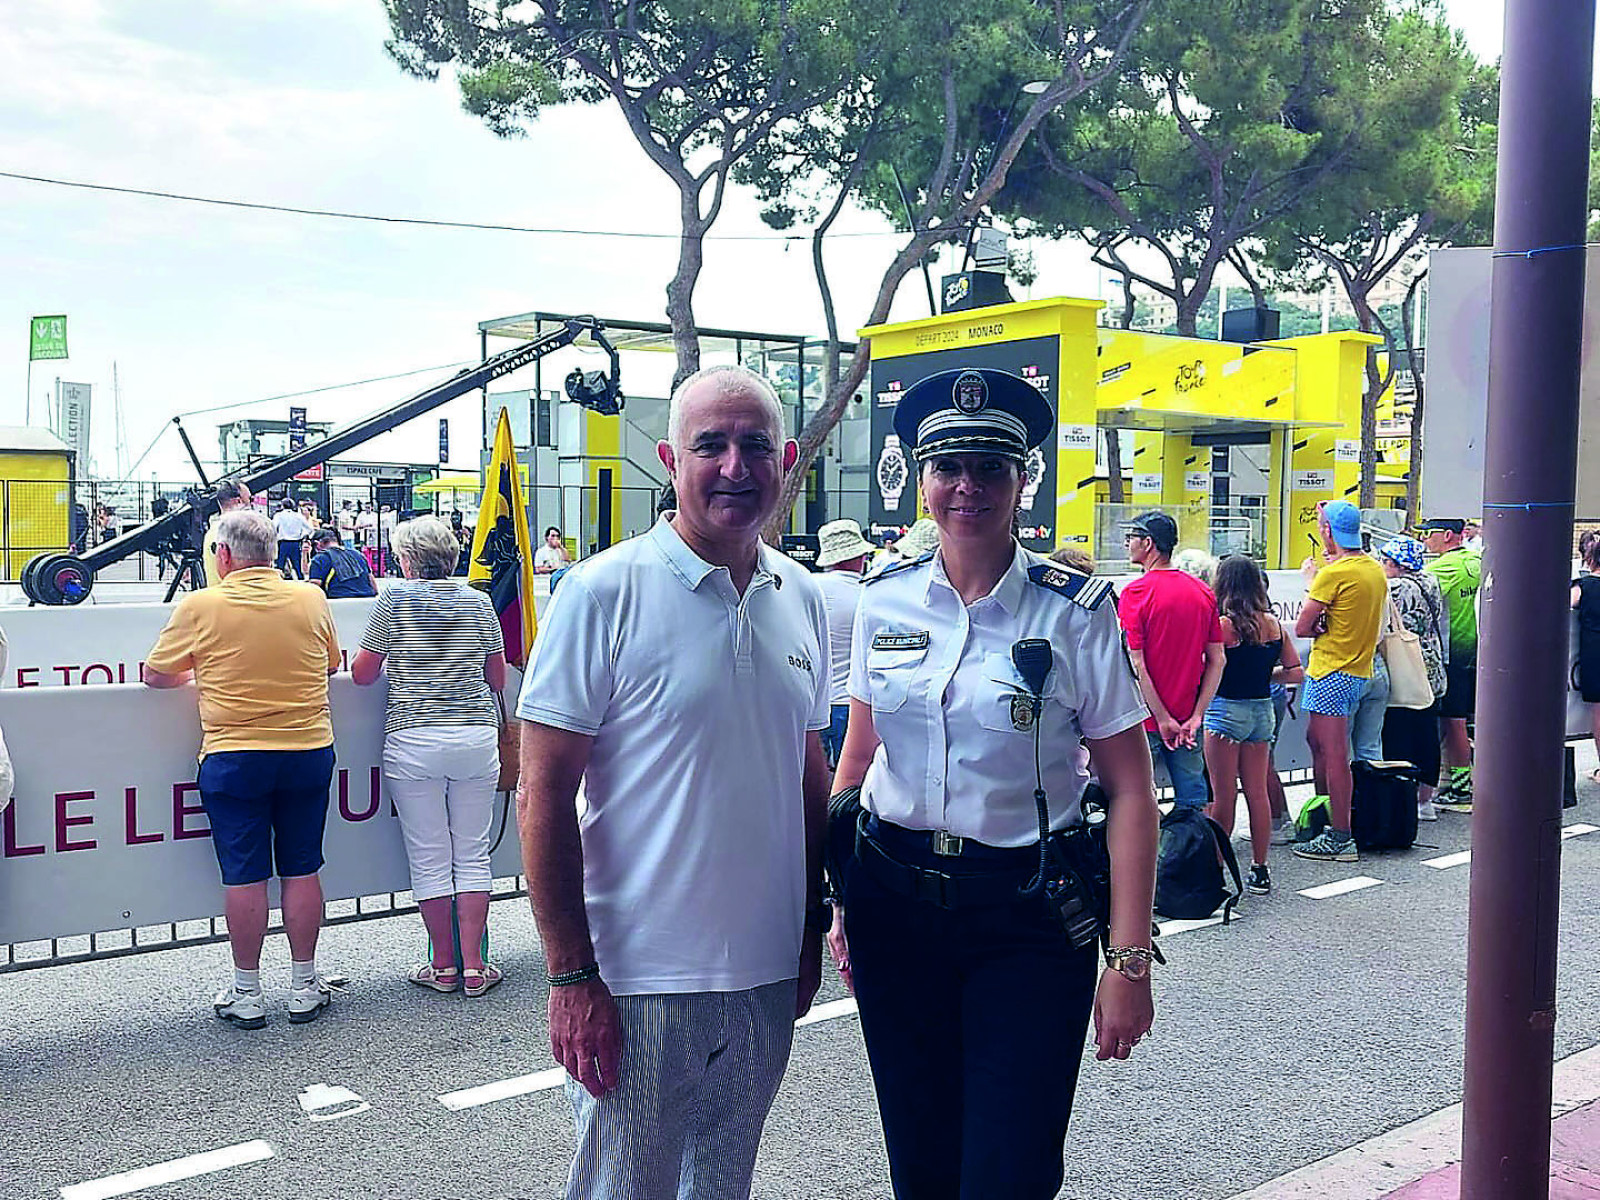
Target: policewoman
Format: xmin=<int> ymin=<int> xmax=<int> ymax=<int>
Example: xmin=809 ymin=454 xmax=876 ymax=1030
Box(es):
xmin=830 ymin=367 xmax=1160 ymax=1199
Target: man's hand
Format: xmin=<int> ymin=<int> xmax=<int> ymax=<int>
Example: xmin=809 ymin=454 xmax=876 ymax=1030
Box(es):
xmin=1177 ymin=714 xmax=1203 ymax=749
xmin=549 ymin=978 xmax=623 ymax=1098
xmin=796 ymin=928 xmax=824 ymax=1018
xmin=826 ymin=905 xmax=854 ymax=995
xmin=1156 ymin=713 xmax=1183 ymax=750
xmin=1093 ymin=968 xmax=1154 ymax=1061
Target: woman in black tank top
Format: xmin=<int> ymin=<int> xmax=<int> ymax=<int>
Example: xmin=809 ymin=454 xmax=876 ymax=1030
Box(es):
xmin=1201 ymin=557 xmax=1304 ymax=894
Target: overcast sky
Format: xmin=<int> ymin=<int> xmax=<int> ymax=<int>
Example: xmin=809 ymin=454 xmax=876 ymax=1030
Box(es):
xmin=0 ymin=0 xmax=1539 ymax=480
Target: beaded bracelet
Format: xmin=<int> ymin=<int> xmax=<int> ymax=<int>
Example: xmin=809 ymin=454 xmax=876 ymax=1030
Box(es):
xmin=548 ymin=962 xmax=601 ymax=987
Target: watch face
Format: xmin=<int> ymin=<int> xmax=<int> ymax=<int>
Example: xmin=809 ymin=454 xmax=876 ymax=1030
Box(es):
xmin=1114 ymin=953 xmax=1151 ymax=981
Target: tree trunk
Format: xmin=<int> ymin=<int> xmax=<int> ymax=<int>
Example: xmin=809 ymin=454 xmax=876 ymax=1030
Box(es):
xmin=667 ymin=187 xmax=709 ymax=388
xmin=1105 ymin=430 xmax=1126 ymax=504
xmin=1350 ymin=283 xmax=1382 ymax=508
xmin=1174 ymin=295 xmax=1200 ymax=338
xmin=1104 ymin=270 xmax=1134 ymax=504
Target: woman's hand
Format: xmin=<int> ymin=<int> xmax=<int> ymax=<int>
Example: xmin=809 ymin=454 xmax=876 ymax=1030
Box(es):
xmin=1092 ymin=967 xmax=1154 ymax=1061
xmin=826 ymin=904 xmax=854 ymax=994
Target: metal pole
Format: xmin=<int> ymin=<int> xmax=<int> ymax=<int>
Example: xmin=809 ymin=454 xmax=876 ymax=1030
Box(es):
xmin=1461 ymin=0 xmax=1594 ymax=1195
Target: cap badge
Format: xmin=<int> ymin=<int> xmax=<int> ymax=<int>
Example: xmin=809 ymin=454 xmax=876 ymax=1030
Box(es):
xmin=953 ymin=370 xmax=988 ymax=414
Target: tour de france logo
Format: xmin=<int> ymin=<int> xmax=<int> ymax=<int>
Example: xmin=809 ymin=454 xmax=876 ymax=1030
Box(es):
xmin=953 ymin=370 xmax=988 ymax=414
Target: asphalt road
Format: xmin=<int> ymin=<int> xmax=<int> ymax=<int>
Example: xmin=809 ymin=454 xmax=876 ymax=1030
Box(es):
xmin=6 ymin=774 xmax=1600 ymax=1200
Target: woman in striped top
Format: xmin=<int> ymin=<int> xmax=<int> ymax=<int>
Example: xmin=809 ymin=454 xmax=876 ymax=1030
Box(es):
xmin=353 ymin=516 xmax=508 ymax=997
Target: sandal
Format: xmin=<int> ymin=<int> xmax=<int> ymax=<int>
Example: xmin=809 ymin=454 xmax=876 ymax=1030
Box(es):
xmin=462 ymin=964 xmax=504 ymax=998
xmin=410 ymin=962 xmax=460 ymax=993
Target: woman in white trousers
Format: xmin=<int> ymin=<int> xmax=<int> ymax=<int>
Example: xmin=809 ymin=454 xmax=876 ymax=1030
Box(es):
xmin=354 ymin=517 xmax=508 ymax=997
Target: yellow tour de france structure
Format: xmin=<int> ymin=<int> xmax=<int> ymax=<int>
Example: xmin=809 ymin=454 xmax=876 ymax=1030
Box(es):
xmin=859 ymin=296 xmax=1388 ymax=570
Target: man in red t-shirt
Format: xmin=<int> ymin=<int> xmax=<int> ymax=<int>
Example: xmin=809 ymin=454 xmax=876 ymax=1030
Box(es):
xmin=1118 ymin=511 xmax=1225 ymax=809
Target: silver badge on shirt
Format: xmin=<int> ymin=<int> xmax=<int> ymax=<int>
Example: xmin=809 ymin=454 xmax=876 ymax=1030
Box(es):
xmin=1010 ymin=695 xmax=1038 ymax=732
xmin=872 ymin=631 xmax=930 ymax=651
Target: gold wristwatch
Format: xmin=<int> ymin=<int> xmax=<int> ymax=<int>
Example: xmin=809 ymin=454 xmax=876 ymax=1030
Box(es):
xmin=1105 ymin=946 xmax=1155 ymax=982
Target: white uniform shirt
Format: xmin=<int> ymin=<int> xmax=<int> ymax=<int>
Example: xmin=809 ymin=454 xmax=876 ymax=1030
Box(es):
xmin=812 ymin=567 xmax=863 ymax=706
xmin=517 ymin=517 xmax=830 ymax=995
xmin=849 ymin=545 xmax=1147 ymax=846
xmin=272 ymin=509 xmax=312 ymax=542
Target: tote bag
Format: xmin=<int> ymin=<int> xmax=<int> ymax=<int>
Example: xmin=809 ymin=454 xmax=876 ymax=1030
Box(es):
xmin=1379 ymin=595 xmax=1434 ymax=709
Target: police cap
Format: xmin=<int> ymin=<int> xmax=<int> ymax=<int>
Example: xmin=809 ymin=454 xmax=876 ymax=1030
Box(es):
xmin=891 ymin=367 xmax=1054 ymax=462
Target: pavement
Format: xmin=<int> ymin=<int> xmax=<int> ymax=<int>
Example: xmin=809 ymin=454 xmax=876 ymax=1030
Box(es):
xmin=5 ymin=765 xmax=1600 ymax=1199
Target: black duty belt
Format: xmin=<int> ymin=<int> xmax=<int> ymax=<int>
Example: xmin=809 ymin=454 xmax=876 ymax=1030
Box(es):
xmin=856 ymin=818 xmax=1034 ymax=910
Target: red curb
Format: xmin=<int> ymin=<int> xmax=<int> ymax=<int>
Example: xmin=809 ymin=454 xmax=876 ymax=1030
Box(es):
xmin=1381 ymin=1100 xmax=1600 ymax=1198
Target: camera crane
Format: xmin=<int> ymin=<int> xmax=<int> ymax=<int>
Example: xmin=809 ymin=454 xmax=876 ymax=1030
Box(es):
xmin=21 ymin=316 xmax=624 ymax=606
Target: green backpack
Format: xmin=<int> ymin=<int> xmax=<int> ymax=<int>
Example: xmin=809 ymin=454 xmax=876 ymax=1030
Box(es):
xmin=1295 ymin=794 xmax=1331 ymax=840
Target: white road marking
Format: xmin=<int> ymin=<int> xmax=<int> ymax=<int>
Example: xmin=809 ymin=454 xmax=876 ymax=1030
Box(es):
xmin=1422 ymin=850 xmax=1472 ymax=870
xmin=438 ymin=1067 xmax=568 ymax=1111
xmin=796 ymin=998 xmax=858 ymax=1027
xmin=60 ymin=1139 xmax=274 ymax=1200
xmin=1563 ymin=823 xmax=1599 ymax=839
xmin=1157 ymin=914 xmax=1230 ymax=936
xmin=1299 ymin=876 xmax=1384 ymax=900
xmin=438 ymin=998 xmax=866 ymax=1112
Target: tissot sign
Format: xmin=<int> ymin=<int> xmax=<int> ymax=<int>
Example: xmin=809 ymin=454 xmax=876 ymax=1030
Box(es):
xmin=868 ymin=335 xmax=1061 ymax=551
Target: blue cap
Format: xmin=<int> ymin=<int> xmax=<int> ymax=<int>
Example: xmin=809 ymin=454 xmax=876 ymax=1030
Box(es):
xmin=1323 ymin=501 xmax=1363 ymax=550
xmin=891 ymin=368 xmax=1054 ymax=462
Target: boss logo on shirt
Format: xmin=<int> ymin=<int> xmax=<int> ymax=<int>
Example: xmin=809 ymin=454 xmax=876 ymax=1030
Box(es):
xmin=789 ymin=653 xmax=813 ymax=673
xmin=872 ymin=631 xmax=930 ymax=651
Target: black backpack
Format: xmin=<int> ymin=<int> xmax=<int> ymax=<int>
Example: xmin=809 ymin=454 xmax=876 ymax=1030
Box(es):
xmin=1155 ymin=807 xmax=1243 ymax=922
xmin=1351 ymin=760 xmax=1419 ymax=850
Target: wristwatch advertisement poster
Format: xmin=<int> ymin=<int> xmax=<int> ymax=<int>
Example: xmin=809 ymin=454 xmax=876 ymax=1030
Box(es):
xmin=868 ymin=334 xmax=1061 ymax=552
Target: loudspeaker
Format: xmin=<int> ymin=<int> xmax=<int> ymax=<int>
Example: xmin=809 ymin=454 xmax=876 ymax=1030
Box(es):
xmin=1221 ymin=306 xmax=1281 ymax=343
xmin=941 ymin=271 xmax=1013 ymax=314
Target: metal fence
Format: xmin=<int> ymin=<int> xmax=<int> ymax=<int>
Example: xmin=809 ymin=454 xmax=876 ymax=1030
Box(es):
xmin=0 ymin=877 xmax=529 ymax=974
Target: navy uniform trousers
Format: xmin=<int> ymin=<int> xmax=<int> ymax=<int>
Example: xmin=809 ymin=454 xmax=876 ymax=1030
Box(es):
xmin=843 ymin=819 xmax=1100 ymax=1200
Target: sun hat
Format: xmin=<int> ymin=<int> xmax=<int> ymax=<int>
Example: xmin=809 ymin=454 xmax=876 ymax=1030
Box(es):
xmin=815 ymin=519 xmax=875 ymax=568
xmin=1377 ymin=535 xmax=1426 ymax=572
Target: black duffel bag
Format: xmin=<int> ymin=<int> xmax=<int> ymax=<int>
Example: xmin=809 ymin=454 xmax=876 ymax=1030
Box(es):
xmin=1352 ymin=760 xmax=1419 ymax=850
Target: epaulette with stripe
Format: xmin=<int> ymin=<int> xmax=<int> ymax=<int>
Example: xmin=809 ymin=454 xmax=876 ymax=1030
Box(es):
xmin=863 ymin=550 xmax=935 ymax=585
xmin=1026 ymin=563 xmax=1115 ymax=610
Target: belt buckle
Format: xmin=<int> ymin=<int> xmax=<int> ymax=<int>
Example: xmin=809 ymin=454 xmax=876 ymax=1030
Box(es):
xmin=931 ymin=830 xmax=964 ymax=857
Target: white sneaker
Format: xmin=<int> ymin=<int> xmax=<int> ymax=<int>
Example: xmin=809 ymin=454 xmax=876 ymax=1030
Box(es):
xmin=1417 ymin=799 xmax=1439 ymax=822
xmin=1270 ymin=819 xmax=1298 ymax=845
xmin=287 ymin=976 xmax=333 ymax=1025
xmin=214 ymin=986 xmax=267 ymax=1030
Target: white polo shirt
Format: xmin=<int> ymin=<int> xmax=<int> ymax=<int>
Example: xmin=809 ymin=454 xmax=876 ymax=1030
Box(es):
xmin=812 ymin=567 xmax=863 ymax=705
xmin=849 ymin=545 xmax=1147 ymax=846
xmin=517 ymin=516 xmax=830 ymax=996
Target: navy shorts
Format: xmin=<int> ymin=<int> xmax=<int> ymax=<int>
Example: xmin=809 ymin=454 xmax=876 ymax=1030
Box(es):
xmin=1440 ymin=662 xmax=1476 ymax=720
xmin=198 ymin=746 xmax=336 ymax=886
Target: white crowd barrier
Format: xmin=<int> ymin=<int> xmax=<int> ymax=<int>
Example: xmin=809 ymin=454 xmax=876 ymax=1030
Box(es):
xmin=0 ymin=677 xmax=524 ymax=945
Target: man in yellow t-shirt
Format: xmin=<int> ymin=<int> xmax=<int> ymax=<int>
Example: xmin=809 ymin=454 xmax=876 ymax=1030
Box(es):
xmin=1292 ymin=501 xmax=1387 ymax=863
xmin=146 ymin=509 xmax=342 ymax=1030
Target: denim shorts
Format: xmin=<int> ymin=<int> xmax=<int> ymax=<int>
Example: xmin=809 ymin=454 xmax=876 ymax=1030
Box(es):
xmin=1302 ymin=671 xmax=1367 ymax=718
xmin=1203 ymin=696 xmax=1275 ymax=743
xmin=197 ymin=746 xmax=336 ymax=886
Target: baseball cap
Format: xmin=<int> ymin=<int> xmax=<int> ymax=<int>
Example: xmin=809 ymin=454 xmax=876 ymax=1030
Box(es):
xmin=1323 ymin=500 xmax=1363 ymax=550
xmin=1124 ymin=510 xmax=1178 ymax=554
xmin=1417 ymin=518 xmax=1466 ymax=535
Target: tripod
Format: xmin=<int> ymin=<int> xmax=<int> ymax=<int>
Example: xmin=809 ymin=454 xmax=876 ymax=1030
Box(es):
xmin=163 ymin=548 xmax=206 ymax=602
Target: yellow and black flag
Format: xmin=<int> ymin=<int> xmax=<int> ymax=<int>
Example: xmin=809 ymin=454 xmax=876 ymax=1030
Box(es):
xmin=469 ymin=408 xmax=536 ymax=667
